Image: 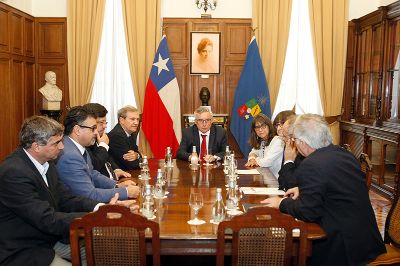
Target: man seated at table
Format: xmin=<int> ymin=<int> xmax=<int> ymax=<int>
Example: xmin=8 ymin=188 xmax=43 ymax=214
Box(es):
xmin=177 ymin=106 xmax=227 ymax=163
xmin=278 ymin=114 xmax=305 ymax=191
xmin=0 ymin=116 xmax=137 ymax=265
xmin=108 ymin=105 xmax=141 ymax=170
xmin=262 ymin=114 xmax=386 ymax=266
xmin=57 ymin=106 xmax=139 ymax=202
xmin=83 ymin=103 xmax=131 ymax=180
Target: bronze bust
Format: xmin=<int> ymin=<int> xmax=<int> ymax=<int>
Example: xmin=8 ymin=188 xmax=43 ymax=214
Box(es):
xmin=199 ymin=87 xmax=210 ymax=106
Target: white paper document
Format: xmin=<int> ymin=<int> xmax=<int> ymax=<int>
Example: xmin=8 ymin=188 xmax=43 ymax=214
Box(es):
xmin=236 ymin=169 xmax=260 ymax=175
xmin=240 ymin=187 xmax=285 ymax=196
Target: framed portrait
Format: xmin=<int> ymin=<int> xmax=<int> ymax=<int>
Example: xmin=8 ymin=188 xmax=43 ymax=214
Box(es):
xmin=190 ymin=32 xmax=221 ymax=75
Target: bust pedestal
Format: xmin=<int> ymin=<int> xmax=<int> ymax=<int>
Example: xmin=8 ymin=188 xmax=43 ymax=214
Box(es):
xmin=40 ymin=109 xmax=62 ymax=122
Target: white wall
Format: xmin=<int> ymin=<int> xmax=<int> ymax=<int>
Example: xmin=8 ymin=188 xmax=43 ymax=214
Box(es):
xmin=32 ymin=0 xmax=67 ymax=17
xmin=349 ymin=0 xmax=398 ymax=20
xmin=161 ymin=0 xmax=251 ymax=18
xmin=0 ymin=0 xmax=32 ymax=14
xmin=2 ymin=0 xmax=399 ymax=20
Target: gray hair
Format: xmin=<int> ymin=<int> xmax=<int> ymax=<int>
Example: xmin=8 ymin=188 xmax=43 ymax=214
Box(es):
xmin=285 ymin=115 xmax=297 ymax=136
xmin=117 ymin=105 xmax=138 ymax=120
xmin=293 ymin=114 xmax=332 ymax=149
xmin=20 ymin=116 xmax=64 ymax=149
xmin=194 ymin=106 xmax=213 ymax=119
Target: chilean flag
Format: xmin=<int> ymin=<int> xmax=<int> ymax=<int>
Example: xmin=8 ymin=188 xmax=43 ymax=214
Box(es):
xmin=142 ymin=35 xmax=181 ymax=159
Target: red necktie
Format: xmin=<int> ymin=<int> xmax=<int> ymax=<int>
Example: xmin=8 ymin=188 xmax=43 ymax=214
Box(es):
xmin=200 ymin=134 xmax=207 ymax=163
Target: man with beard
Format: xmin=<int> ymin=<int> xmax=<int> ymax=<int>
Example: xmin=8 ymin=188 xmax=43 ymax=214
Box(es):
xmin=57 ymin=106 xmax=139 ymax=202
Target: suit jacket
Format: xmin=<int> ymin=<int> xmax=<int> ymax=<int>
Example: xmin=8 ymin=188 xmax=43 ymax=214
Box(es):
xmin=177 ymin=124 xmax=228 ymax=161
xmin=0 ymin=148 xmax=98 ymax=266
xmin=279 ymin=145 xmax=385 ymax=266
xmin=108 ymin=123 xmax=141 ymax=170
xmin=277 ymin=154 xmax=304 ymax=191
xmin=87 ymin=142 xmax=120 ymax=177
xmin=56 ymin=136 xmax=128 ymax=202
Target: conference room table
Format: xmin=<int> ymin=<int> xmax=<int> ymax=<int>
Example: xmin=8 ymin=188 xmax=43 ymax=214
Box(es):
xmin=126 ymin=159 xmax=326 ymax=257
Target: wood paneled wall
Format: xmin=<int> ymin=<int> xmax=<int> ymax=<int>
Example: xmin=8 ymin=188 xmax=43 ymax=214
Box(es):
xmin=163 ymin=18 xmax=252 ymax=156
xmin=0 ymin=2 xmax=68 ymax=161
xmin=163 ymin=18 xmax=252 ymax=116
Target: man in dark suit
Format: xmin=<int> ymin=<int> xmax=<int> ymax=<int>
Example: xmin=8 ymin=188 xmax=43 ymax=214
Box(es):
xmin=0 ymin=116 xmax=100 ymax=265
xmin=108 ymin=105 xmax=141 ymax=170
xmin=263 ymin=114 xmax=386 ymax=266
xmin=278 ymin=115 xmax=304 ymax=191
xmin=177 ymin=106 xmax=227 ymax=162
xmin=57 ymin=106 xmax=139 ymax=203
xmin=83 ymin=103 xmax=131 ymax=179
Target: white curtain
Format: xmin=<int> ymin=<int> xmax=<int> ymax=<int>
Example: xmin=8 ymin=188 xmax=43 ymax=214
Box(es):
xmin=91 ymin=0 xmax=137 ymax=129
xmin=273 ymin=0 xmax=323 ymax=119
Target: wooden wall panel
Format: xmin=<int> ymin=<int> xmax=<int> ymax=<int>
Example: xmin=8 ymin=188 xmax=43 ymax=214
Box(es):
xmin=25 ymin=18 xmax=34 ymax=57
xmin=0 ymin=58 xmax=11 ymax=157
xmin=37 ymin=20 xmax=66 ymax=59
xmin=0 ymin=3 xmax=69 ymax=161
xmin=163 ymin=18 xmax=251 ymax=117
xmin=0 ymin=7 xmax=9 ymax=53
xmin=24 ymin=62 xmax=35 ymax=117
xmin=35 ymin=18 xmax=69 ymax=118
xmin=12 ymin=60 xmax=24 ymax=148
xmin=10 ymin=12 xmax=23 ymax=55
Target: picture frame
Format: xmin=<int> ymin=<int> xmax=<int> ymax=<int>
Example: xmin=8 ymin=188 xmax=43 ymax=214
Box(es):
xmin=190 ymin=31 xmax=221 ymax=75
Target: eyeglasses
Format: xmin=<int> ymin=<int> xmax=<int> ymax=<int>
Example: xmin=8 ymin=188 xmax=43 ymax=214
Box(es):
xmin=254 ymin=124 xmax=267 ymax=130
xmin=78 ymin=124 xmax=97 ymax=132
xmin=196 ymin=118 xmax=212 ymax=124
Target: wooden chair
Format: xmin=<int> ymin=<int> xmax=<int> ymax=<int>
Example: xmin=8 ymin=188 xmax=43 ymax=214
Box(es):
xmin=359 ymin=153 xmax=373 ymax=189
xmin=216 ymin=206 xmax=308 ymax=266
xmin=368 ymin=194 xmax=400 ymax=265
xmin=70 ymin=205 xmax=160 ymax=266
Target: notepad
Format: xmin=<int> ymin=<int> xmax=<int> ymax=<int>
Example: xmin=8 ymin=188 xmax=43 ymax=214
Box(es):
xmin=240 ymin=187 xmax=285 ymax=196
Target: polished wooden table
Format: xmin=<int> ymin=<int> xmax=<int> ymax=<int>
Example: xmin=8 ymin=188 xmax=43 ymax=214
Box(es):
xmin=127 ymin=159 xmax=326 ymax=256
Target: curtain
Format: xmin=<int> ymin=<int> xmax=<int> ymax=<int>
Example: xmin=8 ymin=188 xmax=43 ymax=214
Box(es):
xmin=67 ymin=0 xmax=106 ymax=106
xmin=91 ymin=0 xmax=137 ymax=129
xmin=252 ymin=0 xmax=292 ymax=112
xmin=308 ymin=0 xmax=348 ymax=144
xmin=121 ymin=0 xmax=161 ymax=157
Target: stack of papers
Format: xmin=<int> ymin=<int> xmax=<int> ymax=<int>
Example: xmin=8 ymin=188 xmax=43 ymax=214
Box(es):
xmin=240 ymin=187 xmax=285 ymax=196
xmin=223 ymin=169 xmax=260 ymax=175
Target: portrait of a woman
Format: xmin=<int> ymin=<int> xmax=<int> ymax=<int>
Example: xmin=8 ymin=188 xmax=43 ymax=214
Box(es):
xmin=191 ymin=32 xmax=220 ymax=74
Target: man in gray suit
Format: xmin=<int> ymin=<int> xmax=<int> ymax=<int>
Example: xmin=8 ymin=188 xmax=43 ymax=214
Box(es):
xmin=57 ymin=106 xmax=139 ymax=202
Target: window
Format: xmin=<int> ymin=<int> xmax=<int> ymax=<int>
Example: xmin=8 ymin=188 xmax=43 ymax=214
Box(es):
xmin=273 ymin=0 xmax=323 ymax=119
xmin=91 ymin=0 xmax=136 ymax=129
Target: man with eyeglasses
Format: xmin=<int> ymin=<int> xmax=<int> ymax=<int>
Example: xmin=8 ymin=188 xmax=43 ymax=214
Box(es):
xmin=83 ymin=103 xmax=131 ymax=180
xmin=0 ymin=116 xmax=137 ymax=265
xmin=262 ymin=114 xmax=385 ymax=265
xmin=108 ymin=105 xmax=142 ymax=170
xmin=177 ymin=106 xmax=227 ymax=162
xmin=56 ymin=106 xmax=140 ymax=203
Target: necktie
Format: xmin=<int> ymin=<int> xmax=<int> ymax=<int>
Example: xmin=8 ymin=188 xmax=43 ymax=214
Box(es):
xmin=105 ymin=162 xmax=118 ymax=181
xmin=83 ymin=150 xmax=88 ymax=163
xmin=201 ymin=134 xmax=207 ymax=163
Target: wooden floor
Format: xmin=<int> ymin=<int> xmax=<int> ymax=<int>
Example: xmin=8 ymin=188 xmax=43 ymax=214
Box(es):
xmin=369 ymin=189 xmax=391 ymax=237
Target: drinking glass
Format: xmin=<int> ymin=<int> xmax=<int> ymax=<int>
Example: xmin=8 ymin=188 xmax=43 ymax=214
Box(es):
xmin=187 ymin=192 xmax=205 ymax=225
xmin=226 ymin=186 xmax=243 ymax=216
xmin=204 ymin=147 xmax=213 ymax=166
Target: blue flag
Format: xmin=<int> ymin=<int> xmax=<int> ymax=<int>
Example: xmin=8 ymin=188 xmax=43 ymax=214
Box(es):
xmin=230 ymin=37 xmax=271 ymax=157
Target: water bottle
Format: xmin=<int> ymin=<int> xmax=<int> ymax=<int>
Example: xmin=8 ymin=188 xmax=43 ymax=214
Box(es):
xmin=226 ymin=179 xmax=238 ymax=210
xmin=190 ymin=146 xmax=199 ymax=165
xmin=165 ymin=147 xmax=173 ymax=167
xmin=223 ymin=146 xmax=231 ymax=166
xmin=140 ymin=155 xmax=150 ymax=179
xmin=154 ymin=169 xmax=165 ymax=198
xmin=212 ymin=188 xmax=226 ymax=223
xmin=142 ymin=184 xmax=154 ymax=218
